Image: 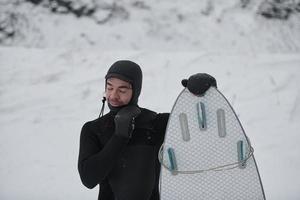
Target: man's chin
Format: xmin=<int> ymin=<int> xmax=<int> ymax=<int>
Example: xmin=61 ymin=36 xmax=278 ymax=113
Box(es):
xmin=109 ymin=102 xmax=124 ymax=107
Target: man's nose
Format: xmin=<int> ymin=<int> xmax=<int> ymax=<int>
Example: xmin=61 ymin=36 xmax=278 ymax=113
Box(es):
xmin=110 ymin=89 xmax=119 ymax=99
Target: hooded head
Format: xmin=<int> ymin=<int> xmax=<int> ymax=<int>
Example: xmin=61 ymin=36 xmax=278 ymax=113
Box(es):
xmin=105 ymin=60 xmax=142 ymax=112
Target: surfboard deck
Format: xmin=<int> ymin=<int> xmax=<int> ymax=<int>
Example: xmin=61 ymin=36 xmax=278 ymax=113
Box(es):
xmin=159 ymin=87 xmax=265 ymax=200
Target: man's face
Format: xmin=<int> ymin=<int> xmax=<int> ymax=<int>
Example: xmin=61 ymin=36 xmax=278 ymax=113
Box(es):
xmin=106 ymin=77 xmax=133 ymax=107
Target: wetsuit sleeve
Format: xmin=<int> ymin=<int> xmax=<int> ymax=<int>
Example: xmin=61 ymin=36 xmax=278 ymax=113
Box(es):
xmin=78 ymin=122 xmax=128 ymax=189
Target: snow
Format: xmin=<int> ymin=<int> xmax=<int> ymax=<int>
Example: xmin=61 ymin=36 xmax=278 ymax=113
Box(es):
xmin=1 ymin=0 xmax=300 ymax=199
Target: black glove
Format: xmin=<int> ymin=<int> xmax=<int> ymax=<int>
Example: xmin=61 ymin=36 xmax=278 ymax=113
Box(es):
xmin=181 ymin=73 xmax=217 ymax=96
xmin=114 ymin=105 xmax=141 ymax=139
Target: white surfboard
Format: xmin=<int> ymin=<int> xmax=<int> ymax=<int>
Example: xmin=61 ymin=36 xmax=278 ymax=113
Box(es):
xmin=159 ymin=87 xmax=266 ymax=200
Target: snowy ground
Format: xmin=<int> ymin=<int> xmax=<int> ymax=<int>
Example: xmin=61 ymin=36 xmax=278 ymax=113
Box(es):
xmin=1 ymin=0 xmax=300 ymax=199
xmin=0 ymin=48 xmax=299 ymax=199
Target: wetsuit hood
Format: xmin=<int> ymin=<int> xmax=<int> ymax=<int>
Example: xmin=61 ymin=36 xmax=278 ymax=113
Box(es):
xmin=105 ymin=60 xmax=143 ymax=113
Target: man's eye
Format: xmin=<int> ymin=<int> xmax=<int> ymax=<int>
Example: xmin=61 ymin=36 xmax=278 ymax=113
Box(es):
xmin=107 ymin=87 xmax=113 ymax=91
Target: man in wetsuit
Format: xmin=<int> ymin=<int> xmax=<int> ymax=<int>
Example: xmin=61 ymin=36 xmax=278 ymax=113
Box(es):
xmin=78 ymin=60 xmax=216 ymax=200
xmin=78 ymin=60 xmax=169 ymax=200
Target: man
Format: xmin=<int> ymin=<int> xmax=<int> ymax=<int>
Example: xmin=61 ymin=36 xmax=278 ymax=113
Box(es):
xmin=78 ymin=60 xmax=216 ymax=200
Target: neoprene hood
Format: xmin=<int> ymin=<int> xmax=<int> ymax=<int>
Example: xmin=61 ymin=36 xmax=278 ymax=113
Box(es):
xmin=105 ymin=60 xmax=143 ymax=109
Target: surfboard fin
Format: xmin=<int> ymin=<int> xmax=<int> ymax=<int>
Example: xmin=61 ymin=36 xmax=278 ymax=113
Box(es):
xmin=237 ymin=140 xmax=247 ymax=169
xmin=179 ymin=113 xmax=190 ymax=141
xmin=197 ymin=102 xmax=207 ymax=130
xmin=217 ymin=109 xmax=227 ymax=138
xmin=167 ymin=147 xmax=178 ymax=175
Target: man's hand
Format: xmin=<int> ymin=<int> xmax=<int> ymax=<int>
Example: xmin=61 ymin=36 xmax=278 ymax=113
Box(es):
xmin=114 ymin=105 xmax=141 ymax=139
xmin=181 ymin=73 xmax=217 ymax=96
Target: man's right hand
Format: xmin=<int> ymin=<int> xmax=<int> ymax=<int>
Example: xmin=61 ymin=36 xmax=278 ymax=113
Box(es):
xmin=181 ymin=73 xmax=217 ymax=96
xmin=114 ymin=105 xmax=141 ymax=139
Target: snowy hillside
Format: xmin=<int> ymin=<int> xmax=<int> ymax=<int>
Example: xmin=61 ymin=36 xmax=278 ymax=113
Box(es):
xmin=1 ymin=0 xmax=300 ymax=52
xmin=1 ymin=0 xmax=300 ymax=199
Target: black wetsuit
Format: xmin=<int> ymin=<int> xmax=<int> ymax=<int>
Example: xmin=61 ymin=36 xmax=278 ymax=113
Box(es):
xmin=78 ymin=108 xmax=169 ymax=200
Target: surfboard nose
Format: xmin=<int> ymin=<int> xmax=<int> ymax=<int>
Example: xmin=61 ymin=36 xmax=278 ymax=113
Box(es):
xmin=182 ymin=73 xmax=217 ymax=96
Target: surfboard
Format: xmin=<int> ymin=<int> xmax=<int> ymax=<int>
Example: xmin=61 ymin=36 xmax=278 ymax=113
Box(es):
xmin=159 ymin=86 xmax=266 ymax=200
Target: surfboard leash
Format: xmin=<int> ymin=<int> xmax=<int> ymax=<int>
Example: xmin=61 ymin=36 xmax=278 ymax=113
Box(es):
xmin=158 ymin=144 xmax=254 ymax=174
